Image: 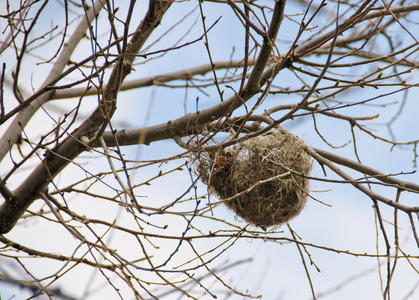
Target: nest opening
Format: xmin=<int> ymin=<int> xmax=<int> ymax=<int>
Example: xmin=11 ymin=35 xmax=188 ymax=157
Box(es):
xmin=194 ymin=129 xmax=312 ymax=228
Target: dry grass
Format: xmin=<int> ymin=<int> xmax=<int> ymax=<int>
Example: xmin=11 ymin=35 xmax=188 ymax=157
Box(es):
xmin=195 ymin=129 xmax=312 ymax=228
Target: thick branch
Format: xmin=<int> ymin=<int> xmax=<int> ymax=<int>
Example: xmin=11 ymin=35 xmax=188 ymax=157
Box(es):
xmin=97 ymin=121 xmax=419 ymax=198
xmin=313 ymin=148 xmax=419 ymax=194
xmin=307 ymin=147 xmax=419 ymax=213
xmin=125 ymin=2 xmax=419 ymax=149
xmin=245 ymin=0 xmax=285 ymax=93
xmin=106 ymin=1 xmax=286 ymax=147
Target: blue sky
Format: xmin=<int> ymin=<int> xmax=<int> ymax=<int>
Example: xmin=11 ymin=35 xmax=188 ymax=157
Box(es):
xmin=1 ymin=0 xmax=418 ymax=299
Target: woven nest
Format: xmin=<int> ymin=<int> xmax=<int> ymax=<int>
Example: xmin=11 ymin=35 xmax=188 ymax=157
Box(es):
xmin=195 ymin=129 xmax=311 ymax=228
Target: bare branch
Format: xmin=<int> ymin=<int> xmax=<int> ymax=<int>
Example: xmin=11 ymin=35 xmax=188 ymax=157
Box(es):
xmin=0 ymin=0 xmax=106 ymax=162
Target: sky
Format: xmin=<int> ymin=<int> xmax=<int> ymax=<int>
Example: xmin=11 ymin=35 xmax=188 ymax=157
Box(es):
xmin=0 ymin=0 xmax=418 ymax=299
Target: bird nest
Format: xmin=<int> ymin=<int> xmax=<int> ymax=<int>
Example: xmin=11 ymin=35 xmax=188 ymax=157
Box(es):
xmin=194 ymin=129 xmax=311 ymax=228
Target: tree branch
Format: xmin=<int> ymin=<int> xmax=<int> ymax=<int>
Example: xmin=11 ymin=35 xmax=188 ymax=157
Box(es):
xmin=100 ymin=1 xmax=419 ymax=152
xmin=50 ymin=60 xmax=256 ymax=100
xmin=0 ymin=0 xmax=173 ymax=234
xmin=313 ymin=147 xmax=419 ymax=194
xmin=0 ymin=0 xmax=106 ymax=163
xmin=306 ymin=147 xmax=419 ymax=213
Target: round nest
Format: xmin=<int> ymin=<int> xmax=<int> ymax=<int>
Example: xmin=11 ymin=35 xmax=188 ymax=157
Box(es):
xmin=195 ymin=129 xmax=311 ymax=228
